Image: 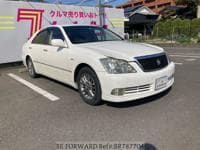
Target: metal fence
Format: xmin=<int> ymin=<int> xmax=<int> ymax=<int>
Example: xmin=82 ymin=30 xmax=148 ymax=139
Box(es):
xmin=131 ymin=25 xmax=200 ymax=45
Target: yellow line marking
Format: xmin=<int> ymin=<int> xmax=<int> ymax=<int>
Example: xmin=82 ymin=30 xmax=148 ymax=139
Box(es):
xmin=110 ymin=18 xmax=125 ymax=21
xmin=20 ymin=15 xmax=36 ymax=18
xmin=111 ymin=22 xmax=124 ymax=24
xmin=20 ymin=11 xmax=41 ymax=15
xmin=111 ymin=23 xmax=124 ymax=26
xmin=0 ymin=16 xmax=14 ymax=19
xmin=0 ymin=26 xmax=16 ymax=30
xmin=0 ymin=22 xmax=15 ymax=24
xmin=112 ymin=25 xmax=124 ymax=27
xmin=32 ymin=16 xmax=37 ymax=34
xmin=37 ymin=14 xmax=41 ymax=31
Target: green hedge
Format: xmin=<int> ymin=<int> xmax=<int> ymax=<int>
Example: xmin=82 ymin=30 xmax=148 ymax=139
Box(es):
xmin=153 ymin=18 xmax=200 ymax=40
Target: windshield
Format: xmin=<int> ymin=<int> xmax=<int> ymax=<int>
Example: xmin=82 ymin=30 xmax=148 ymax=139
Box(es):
xmin=63 ymin=26 xmax=123 ymax=44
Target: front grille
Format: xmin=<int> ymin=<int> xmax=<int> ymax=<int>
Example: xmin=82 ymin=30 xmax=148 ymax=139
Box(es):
xmin=135 ymin=53 xmax=168 ymax=72
xmin=124 ymin=84 xmax=151 ymax=95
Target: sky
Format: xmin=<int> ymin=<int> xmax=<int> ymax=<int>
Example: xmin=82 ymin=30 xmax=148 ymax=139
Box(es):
xmin=45 ymin=0 xmax=128 ymax=7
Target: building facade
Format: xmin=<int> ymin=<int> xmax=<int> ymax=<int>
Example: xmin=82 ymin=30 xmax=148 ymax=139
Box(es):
xmin=117 ymin=0 xmax=176 ymax=13
xmin=124 ymin=5 xmax=159 ymax=37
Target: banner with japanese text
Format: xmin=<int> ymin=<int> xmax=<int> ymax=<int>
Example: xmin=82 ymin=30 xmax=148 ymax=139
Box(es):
xmin=0 ymin=1 xmax=124 ymax=64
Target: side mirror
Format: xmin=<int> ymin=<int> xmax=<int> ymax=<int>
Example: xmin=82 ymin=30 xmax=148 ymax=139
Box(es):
xmin=124 ymin=33 xmax=129 ymax=40
xmin=51 ymin=39 xmax=65 ymax=47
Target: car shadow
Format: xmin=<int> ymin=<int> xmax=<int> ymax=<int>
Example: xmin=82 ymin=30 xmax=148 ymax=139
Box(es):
xmin=141 ymin=143 xmax=157 ymax=150
xmin=103 ymin=87 xmax=172 ymax=108
xmin=38 ymin=75 xmax=78 ymax=92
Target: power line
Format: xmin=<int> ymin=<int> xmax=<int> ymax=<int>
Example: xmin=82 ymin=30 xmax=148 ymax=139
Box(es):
xmin=64 ymin=0 xmax=95 ymax=5
xmin=103 ymin=0 xmax=119 ymax=4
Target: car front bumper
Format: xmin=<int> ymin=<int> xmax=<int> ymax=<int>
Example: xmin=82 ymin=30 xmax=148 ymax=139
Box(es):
xmin=97 ymin=62 xmax=175 ymax=102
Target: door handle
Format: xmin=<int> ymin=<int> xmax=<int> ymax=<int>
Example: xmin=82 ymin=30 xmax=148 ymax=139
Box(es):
xmin=43 ymin=49 xmax=48 ymax=52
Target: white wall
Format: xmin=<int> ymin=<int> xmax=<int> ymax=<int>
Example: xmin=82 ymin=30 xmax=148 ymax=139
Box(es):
xmin=0 ymin=1 xmax=124 ymax=64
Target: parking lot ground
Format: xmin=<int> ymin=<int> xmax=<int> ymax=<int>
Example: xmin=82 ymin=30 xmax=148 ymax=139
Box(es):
xmin=0 ymin=47 xmax=200 ymax=150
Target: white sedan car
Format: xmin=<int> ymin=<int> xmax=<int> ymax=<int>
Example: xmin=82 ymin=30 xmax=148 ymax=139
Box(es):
xmin=22 ymin=25 xmax=175 ymax=105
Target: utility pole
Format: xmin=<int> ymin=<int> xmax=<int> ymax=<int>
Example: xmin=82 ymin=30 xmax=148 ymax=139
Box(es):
xmin=98 ymin=0 xmax=105 ymax=26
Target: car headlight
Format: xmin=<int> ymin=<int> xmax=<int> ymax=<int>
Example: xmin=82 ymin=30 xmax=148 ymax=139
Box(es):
xmin=100 ymin=57 xmax=137 ymax=74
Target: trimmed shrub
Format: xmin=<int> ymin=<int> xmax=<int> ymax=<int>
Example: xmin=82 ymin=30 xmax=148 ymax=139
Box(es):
xmin=191 ymin=18 xmax=200 ymax=37
xmin=153 ymin=18 xmax=200 ymax=41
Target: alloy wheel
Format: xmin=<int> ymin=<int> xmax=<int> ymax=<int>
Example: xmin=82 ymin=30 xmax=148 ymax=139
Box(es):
xmin=79 ymin=73 xmax=96 ymax=100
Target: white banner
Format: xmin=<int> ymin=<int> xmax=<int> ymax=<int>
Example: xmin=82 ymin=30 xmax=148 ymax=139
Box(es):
xmin=0 ymin=1 xmax=124 ymax=64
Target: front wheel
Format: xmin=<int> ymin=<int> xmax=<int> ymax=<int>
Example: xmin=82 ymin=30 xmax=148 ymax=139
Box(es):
xmin=27 ymin=57 xmax=37 ymax=78
xmin=77 ymin=67 xmax=102 ymax=106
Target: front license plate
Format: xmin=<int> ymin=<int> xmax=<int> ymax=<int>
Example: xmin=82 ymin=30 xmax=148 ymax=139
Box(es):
xmin=155 ymin=76 xmax=168 ymax=90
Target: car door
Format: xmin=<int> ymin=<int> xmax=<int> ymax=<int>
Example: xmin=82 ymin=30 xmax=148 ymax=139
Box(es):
xmin=30 ymin=29 xmax=51 ymax=74
xmin=41 ymin=27 xmax=71 ymax=84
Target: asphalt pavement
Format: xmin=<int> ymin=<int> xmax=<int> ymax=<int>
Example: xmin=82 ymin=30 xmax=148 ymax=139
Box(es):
xmin=0 ymin=47 xmax=200 ymax=150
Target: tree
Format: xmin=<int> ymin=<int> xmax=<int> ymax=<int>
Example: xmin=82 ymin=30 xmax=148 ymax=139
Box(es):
xmin=176 ymin=0 xmax=200 ymax=7
xmin=176 ymin=0 xmax=200 ymax=18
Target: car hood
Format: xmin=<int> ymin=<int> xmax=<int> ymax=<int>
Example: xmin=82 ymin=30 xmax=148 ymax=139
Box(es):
xmin=76 ymin=41 xmax=164 ymax=61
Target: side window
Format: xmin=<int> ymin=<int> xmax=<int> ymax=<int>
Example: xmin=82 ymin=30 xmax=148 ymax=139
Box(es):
xmin=50 ymin=28 xmax=65 ymax=41
xmin=94 ymin=29 xmax=104 ymax=41
xmin=32 ymin=29 xmax=50 ymax=45
xmin=104 ymin=29 xmax=118 ymax=41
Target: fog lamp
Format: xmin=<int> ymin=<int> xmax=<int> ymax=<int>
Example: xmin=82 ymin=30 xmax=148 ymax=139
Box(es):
xmin=111 ymin=88 xmax=125 ymax=96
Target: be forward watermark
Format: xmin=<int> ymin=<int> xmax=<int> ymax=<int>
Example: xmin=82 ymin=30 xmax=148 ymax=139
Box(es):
xmin=56 ymin=142 xmax=146 ymax=150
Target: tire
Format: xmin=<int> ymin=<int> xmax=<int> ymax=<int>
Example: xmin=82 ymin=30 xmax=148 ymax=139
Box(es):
xmin=26 ymin=57 xmax=37 ymax=78
xmin=77 ymin=67 xmax=102 ymax=106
